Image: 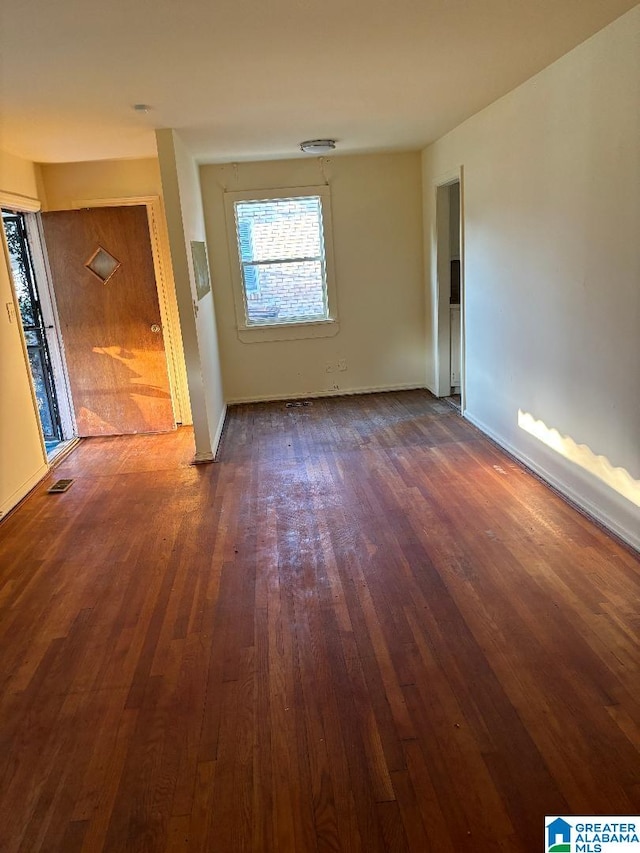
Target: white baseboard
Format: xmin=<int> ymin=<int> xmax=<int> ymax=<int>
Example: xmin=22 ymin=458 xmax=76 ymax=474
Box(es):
xmin=191 ymin=404 xmax=228 ymax=464
xmin=464 ymin=411 xmax=640 ymax=553
xmin=226 ymin=382 xmax=426 ymax=406
xmin=212 ymin=404 xmax=227 ymax=460
xmin=192 ymin=451 xmax=214 ymax=464
xmin=0 ymin=462 xmax=50 ymax=520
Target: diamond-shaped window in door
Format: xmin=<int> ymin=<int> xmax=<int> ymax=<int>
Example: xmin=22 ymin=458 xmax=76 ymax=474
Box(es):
xmin=85 ymin=246 xmax=121 ymax=284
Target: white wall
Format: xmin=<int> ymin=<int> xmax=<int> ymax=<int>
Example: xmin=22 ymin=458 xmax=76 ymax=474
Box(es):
xmin=156 ymin=130 xmax=226 ymax=460
xmin=423 ymin=5 xmax=640 ymax=549
xmin=0 ymin=149 xmax=48 ymax=518
xmin=200 ymin=153 xmax=425 ymax=403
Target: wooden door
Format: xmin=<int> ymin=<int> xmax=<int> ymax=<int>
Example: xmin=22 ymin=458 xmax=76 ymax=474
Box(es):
xmin=42 ymin=206 xmax=175 ymax=436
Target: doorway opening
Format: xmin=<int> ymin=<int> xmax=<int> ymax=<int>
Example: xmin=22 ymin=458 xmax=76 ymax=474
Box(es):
xmin=435 ymin=174 xmax=464 ymax=410
xmin=2 ymin=209 xmax=75 ymax=460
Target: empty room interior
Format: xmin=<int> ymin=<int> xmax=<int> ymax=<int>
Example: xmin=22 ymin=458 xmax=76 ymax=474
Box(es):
xmin=0 ymin=0 xmax=639 ymax=850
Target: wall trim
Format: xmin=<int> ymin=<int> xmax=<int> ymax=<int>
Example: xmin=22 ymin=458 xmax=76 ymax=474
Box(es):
xmin=71 ymin=195 xmax=191 ymax=426
xmin=0 ymin=191 xmax=41 ymax=213
xmin=191 ymin=404 xmax=228 ymax=463
xmin=432 ymin=166 xmax=465 ymax=405
xmin=464 ymin=411 xmax=640 ymax=554
xmin=226 ymin=382 xmax=426 ymax=405
xmin=0 ymin=462 xmax=49 ymax=521
xmin=212 ymin=404 xmax=228 ymax=460
xmin=193 ymin=451 xmax=215 ymax=464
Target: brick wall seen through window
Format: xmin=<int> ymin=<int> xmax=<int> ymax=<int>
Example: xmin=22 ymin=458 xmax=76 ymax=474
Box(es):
xmin=233 ymin=196 xmax=328 ymax=325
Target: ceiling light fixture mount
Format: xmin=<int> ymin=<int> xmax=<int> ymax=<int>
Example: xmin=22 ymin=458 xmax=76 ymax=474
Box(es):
xmin=300 ymin=139 xmax=336 ymax=154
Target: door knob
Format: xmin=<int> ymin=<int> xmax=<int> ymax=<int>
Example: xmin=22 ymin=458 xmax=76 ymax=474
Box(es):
xmin=150 ymin=323 xmax=161 ymax=333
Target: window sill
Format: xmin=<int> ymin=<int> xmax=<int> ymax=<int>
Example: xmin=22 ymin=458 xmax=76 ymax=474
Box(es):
xmin=237 ymin=318 xmax=340 ymax=343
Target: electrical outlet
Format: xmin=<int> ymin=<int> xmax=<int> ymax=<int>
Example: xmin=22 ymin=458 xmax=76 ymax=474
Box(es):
xmin=325 ymin=362 xmax=335 ymax=373
xmin=337 ymin=359 xmax=347 ymax=372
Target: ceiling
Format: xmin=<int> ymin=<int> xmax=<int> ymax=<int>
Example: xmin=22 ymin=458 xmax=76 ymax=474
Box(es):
xmin=0 ymin=0 xmax=636 ymax=165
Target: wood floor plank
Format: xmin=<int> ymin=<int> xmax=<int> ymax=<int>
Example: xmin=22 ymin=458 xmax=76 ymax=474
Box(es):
xmin=0 ymin=395 xmax=638 ymax=851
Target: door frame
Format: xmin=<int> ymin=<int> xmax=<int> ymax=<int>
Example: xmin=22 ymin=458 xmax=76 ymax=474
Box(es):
xmin=70 ymin=195 xmax=190 ymax=426
xmin=433 ymin=167 xmax=466 ymax=411
xmin=0 ymin=190 xmax=77 ymax=447
xmin=25 ymin=214 xmax=77 ymax=439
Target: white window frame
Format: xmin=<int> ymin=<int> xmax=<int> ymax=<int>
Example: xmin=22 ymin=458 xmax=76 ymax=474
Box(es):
xmin=224 ymin=185 xmax=339 ymax=343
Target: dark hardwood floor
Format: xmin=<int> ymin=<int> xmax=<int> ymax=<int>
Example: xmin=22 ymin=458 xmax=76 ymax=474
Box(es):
xmin=0 ymin=390 xmax=638 ymax=852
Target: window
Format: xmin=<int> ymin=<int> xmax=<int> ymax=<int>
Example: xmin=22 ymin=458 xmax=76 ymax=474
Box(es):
xmin=225 ymin=186 xmax=338 ymax=342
